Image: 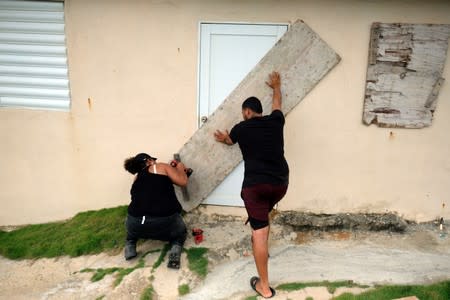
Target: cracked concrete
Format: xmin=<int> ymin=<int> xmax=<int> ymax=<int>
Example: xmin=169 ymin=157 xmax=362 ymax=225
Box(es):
xmin=0 ymin=212 xmax=449 ymax=300
xmin=183 ymin=241 xmax=450 ymax=300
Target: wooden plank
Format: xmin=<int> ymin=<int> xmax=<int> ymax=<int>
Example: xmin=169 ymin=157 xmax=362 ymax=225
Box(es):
xmin=363 ymin=23 xmax=450 ymax=128
xmin=176 ymin=20 xmax=341 ymax=211
xmin=173 ymin=153 xmax=190 ymax=202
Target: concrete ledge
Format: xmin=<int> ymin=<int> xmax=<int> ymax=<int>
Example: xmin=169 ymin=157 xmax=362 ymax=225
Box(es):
xmin=274 ymin=211 xmax=409 ymax=232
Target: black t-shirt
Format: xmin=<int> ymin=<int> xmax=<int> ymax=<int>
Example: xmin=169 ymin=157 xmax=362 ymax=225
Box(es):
xmin=128 ymin=168 xmax=182 ymax=217
xmin=229 ymin=109 xmax=289 ymax=188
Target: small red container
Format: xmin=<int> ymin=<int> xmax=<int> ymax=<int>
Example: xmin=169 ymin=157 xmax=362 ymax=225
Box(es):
xmin=192 ymin=228 xmax=204 ymax=244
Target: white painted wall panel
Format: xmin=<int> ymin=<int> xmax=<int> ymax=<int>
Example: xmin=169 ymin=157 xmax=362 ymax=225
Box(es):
xmin=0 ymin=44 xmax=66 ymax=55
xmin=0 ymin=75 xmax=68 ymax=88
xmin=0 ymin=96 xmax=68 ymax=110
xmin=0 ymin=32 xmax=66 ymax=44
xmin=0 ymin=54 xmax=67 ymax=66
xmin=0 ymin=21 xmax=65 ymax=33
xmin=0 ymin=0 xmax=63 ymax=11
xmin=0 ymin=65 xmax=68 ymax=77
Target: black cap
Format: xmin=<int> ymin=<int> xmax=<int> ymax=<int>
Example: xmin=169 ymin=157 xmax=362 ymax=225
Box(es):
xmin=242 ymin=97 xmax=263 ymax=114
xmin=135 ymin=153 xmax=157 ymax=161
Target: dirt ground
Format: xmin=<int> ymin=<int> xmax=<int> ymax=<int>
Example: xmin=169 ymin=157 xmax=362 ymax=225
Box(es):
xmin=0 ymin=210 xmax=449 ymax=300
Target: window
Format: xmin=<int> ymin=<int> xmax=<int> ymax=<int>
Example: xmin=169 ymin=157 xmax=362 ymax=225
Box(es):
xmin=0 ymin=0 xmax=70 ymax=111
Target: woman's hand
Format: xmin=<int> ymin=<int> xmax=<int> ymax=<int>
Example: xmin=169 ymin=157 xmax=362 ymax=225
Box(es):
xmin=175 ymin=161 xmax=186 ymax=171
xmin=165 ymin=162 xmax=188 ymax=187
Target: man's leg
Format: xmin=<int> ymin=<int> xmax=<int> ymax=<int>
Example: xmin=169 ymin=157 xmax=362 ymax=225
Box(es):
xmin=244 ymin=184 xmax=289 ymax=297
xmin=251 ymin=223 xmax=273 ymax=297
xmin=242 ymin=185 xmax=278 ymax=297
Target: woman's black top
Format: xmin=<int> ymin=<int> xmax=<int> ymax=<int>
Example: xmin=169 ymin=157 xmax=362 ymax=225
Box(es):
xmin=128 ymin=168 xmax=182 ymax=217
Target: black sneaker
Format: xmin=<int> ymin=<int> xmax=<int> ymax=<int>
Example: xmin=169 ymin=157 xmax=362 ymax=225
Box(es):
xmin=167 ymin=244 xmax=182 ymax=269
xmin=124 ymin=241 xmax=137 ymax=260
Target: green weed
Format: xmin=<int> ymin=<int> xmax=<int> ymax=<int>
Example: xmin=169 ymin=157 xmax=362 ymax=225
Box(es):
xmin=178 ymin=284 xmax=190 ymax=296
xmin=277 ymin=280 xmax=367 ymax=294
xmin=333 ymin=280 xmax=450 ymax=300
xmin=140 ymin=285 xmax=155 ymax=300
xmin=81 ymin=255 xmax=148 ymax=287
xmin=91 ymin=267 xmax=120 ymax=282
xmin=185 ymin=247 xmax=208 ymax=278
xmin=151 ymin=244 xmax=170 ymax=271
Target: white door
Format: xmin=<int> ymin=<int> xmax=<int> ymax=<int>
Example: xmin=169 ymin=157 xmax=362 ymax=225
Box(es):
xmin=198 ymin=23 xmax=288 ymax=206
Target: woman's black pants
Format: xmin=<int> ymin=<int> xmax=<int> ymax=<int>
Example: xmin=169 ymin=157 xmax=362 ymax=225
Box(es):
xmin=125 ymin=213 xmax=187 ymax=246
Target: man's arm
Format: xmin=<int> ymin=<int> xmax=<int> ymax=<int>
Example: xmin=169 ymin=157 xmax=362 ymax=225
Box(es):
xmin=214 ymin=129 xmax=233 ymax=145
xmin=266 ymin=71 xmax=282 ymax=111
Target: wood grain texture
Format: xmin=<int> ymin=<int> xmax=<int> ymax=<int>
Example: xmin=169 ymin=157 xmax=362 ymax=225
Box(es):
xmin=363 ymin=23 xmax=450 ymax=128
xmin=176 ymin=20 xmax=341 ymax=211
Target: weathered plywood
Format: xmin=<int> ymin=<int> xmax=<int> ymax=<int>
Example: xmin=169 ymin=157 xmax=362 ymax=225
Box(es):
xmin=363 ymin=23 xmax=450 ymax=128
xmin=176 ymin=20 xmax=341 ymax=211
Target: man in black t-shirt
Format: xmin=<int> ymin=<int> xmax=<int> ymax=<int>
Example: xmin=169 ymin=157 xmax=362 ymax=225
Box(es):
xmin=214 ymin=72 xmax=289 ymax=299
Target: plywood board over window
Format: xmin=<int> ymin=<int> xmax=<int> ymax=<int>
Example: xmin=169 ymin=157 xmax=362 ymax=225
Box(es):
xmin=363 ymin=23 xmax=450 ymax=128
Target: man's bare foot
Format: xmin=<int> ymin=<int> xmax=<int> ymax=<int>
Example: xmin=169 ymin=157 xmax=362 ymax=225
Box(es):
xmin=250 ymin=276 xmax=276 ymax=299
xmin=255 ymin=280 xmax=273 ymax=298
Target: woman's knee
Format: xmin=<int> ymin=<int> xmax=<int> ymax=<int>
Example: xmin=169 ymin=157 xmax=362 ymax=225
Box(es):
xmin=171 ymin=216 xmax=187 ymax=240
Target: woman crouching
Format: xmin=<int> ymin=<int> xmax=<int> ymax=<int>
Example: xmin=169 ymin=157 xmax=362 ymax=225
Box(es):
xmin=123 ymin=152 xmax=189 ymax=269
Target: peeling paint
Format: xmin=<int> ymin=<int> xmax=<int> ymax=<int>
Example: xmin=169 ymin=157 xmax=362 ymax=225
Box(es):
xmin=363 ymin=23 xmax=450 ymax=128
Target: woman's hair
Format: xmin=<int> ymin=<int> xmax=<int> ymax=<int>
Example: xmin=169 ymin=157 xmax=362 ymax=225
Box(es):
xmin=124 ymin=153 xmax=151 ymax=174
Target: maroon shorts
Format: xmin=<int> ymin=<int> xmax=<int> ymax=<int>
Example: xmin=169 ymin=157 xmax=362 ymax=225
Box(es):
xmin=241 ymin=184 xmax=288 ymax=222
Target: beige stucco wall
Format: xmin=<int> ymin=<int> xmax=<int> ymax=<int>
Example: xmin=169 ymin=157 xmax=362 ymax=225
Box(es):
xmin=1 ymin=0 xmax=450 ymax=226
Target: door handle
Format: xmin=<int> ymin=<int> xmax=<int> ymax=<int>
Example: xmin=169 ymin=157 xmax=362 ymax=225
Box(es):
xmin=201 ymin=116 xmax=208 ymax=123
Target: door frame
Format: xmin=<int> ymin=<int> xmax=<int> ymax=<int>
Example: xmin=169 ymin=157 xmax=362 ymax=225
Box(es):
xmin=196 ymin=21 xmax=290 ymax=128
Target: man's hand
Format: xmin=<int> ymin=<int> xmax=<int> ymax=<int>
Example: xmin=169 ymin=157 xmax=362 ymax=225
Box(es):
xmin=266 ymin=71 xmax=281 ymax=90
xmin=214 ymin=130 xmax=233 ymax=145
xmin=266 ymin=71 xmax=282 ymax=111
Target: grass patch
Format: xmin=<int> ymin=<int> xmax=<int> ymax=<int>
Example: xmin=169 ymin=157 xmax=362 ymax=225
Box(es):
xmin=334 ymin=280 xmax=450 ymax=300
xmin=277 ymin=280 xmax=367 ymax=294
xmin=72 ymin=246 xmax=165 ymax=289
xmin=273 ymin=280 xmax=449 ymax=299
xmin=140 ymin=284 xmax=155 ymax=300
xmin=178 ymin=284 xmax=190 ymax=296
xmin=81 ymin=255 xmax=149 ymax=287
xmin=114 ymin=265 xmax=138 ymax=286
xmin=185 ymin=247 xmax=208 ymax=278
xmin=91 ymin=267 xmax=121 ymax=282
xmin=0 ymin=206 xmax=128 ymax=259
xmin=151 ymin=244 xmax=170 ymax=271
xmin=306 ymin=297 xmax=314 ymax=300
